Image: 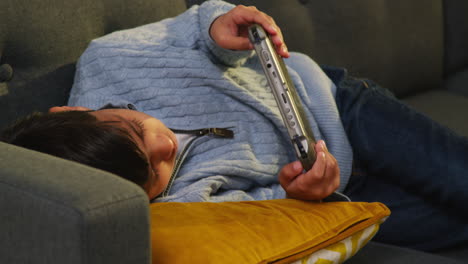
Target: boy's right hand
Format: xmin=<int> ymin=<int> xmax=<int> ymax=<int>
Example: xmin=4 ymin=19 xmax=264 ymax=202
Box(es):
xmin=209 ymin=5 xmax=289 ymax=58
xmin=279 ymin=140 xmax=340 ymax=200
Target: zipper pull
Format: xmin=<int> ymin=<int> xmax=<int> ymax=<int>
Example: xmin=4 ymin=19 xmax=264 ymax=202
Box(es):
xmin=200 ymin=128 xmax=234 ymax=138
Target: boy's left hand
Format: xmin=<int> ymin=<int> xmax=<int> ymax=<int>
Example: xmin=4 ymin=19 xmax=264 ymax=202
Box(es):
xmin=209 ymin=5 xmax=289 ymax=58
xmin=279 ymin=140 xmax=340 ymax=200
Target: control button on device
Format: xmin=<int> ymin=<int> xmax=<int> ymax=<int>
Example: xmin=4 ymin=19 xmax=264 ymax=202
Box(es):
xmin=293 ymin=136 xmax=308 ymax=159
xmin=290 ymin=121 xmax=296 ymax=127
xmin=262 ymin=50 xmax=270 ymax=61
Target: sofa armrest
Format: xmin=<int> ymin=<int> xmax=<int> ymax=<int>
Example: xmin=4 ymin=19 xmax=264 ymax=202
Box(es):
xmin=0 ymin=142 xmax=150 ymax=264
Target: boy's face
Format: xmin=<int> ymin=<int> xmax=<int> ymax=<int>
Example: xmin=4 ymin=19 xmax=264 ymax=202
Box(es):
xmin=49 ymin=106 xmax=178 ymax=199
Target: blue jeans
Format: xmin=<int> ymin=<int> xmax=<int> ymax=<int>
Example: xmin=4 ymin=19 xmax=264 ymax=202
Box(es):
xmin=334 ymin=75 xmax=468 ymax=251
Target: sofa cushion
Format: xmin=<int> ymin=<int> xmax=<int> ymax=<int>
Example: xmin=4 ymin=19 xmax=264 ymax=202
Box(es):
xmin=403 ymin=90 xmax=468 ymax=137
xmin=0 ymin=0 xmax=187 ymax=129
xmin=444 ymin=69 xmax=468 ymax=97
xmin=443 ymin=0 xmax=468 ymax=77
xmin=188 ymin=0 xmax=444 ymax=98
xmin=347 ymin=242 xmax=465 ymax=264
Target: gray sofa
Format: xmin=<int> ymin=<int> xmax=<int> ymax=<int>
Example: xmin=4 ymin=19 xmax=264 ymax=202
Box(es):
xmin=1 ymin=0 xmax=467 ymax=263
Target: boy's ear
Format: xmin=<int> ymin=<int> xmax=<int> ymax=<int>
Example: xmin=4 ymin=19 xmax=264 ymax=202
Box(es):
xmin=48 ymin=106 xmax=92 ymax=113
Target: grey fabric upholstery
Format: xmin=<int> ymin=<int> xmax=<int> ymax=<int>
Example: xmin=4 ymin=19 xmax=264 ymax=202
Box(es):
xmin=0 ymin=0 xmax=187 ymax=129
xmin=403 ymin=90 xmax=468 ymax=136
xmin=189 ymin=0 xmax=445 ymax=97
xmin=347 ymin=242 xmax=465 ymax=264
xmin=0 ymin=142 xmax=150 ymax=264
xmin=443 ymin=0 xmax=468 ymax=77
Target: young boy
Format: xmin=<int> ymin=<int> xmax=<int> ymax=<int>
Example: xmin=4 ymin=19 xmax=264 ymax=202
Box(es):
xmin=2 ymin=0 xmax=468 ymax=251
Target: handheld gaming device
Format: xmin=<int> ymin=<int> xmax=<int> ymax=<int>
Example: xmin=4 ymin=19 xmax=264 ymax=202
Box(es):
xmin=248 ymin=24 xmax=317 ymax=171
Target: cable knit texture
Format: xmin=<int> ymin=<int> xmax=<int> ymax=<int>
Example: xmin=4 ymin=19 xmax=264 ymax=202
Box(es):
xmin=69 ymin=0 xmax=353 ymax=202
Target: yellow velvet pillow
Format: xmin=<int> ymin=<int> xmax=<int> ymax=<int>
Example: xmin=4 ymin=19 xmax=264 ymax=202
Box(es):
xmin=150 ymin=199 xmax=390 ymax=264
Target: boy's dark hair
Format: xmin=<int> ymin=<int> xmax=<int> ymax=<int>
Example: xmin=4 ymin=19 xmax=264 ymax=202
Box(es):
xmin=0 ymin=111 xmax=149 ymax=187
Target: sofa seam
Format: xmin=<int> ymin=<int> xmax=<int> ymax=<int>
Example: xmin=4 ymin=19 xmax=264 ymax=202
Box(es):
xmin=0 ymin=178 xmax=145 ymax=211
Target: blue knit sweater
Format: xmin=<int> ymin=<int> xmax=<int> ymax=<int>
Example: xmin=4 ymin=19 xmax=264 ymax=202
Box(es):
xmin=69 ymin=0 xmax=353 ymax=202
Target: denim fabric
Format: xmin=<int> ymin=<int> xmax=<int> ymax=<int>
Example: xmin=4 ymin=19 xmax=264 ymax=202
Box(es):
xmin=334 ymin=74 xmax=468 ymax=251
